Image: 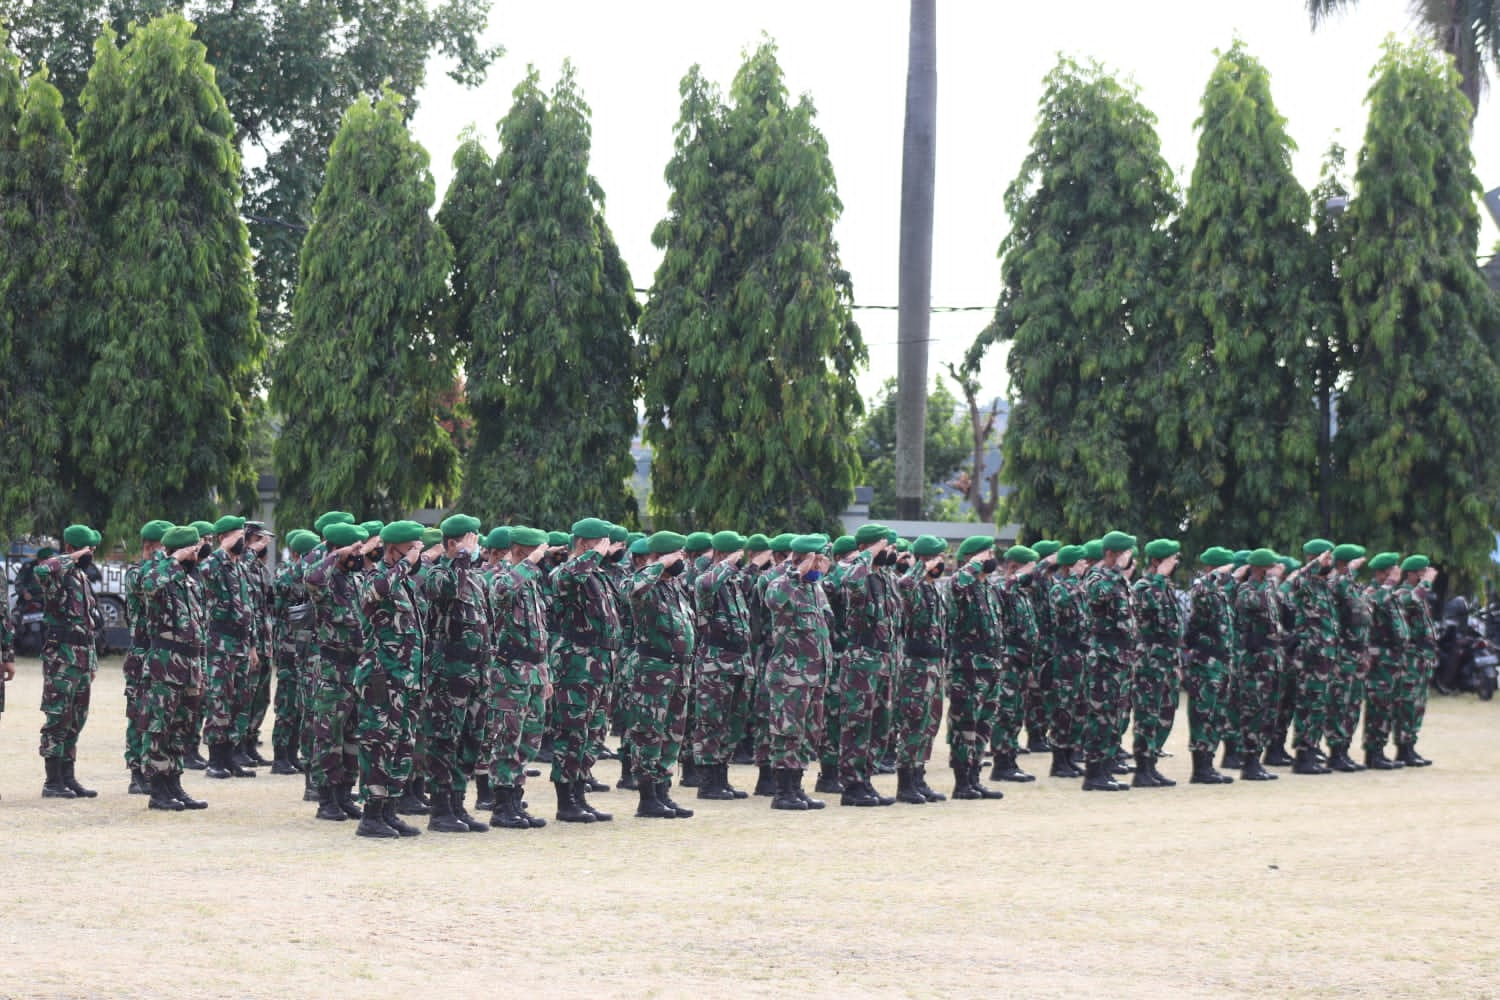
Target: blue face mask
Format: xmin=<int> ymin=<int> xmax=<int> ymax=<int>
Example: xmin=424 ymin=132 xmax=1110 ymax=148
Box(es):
xmin=803 ymin=570 xmax=823 ymax=583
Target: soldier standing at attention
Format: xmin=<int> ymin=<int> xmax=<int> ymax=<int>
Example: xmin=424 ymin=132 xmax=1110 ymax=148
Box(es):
xmin=1182 ymin=548 xmax=1236 ymax=784
xmin=0 ymin=565 xmax=12 ymax=799
xmin=1020 ymin=540 xmax=1061 ymax=754
xmin=761 ymin=534 xmax=833 ymax=811
xmin=1078 ymin=531 xmax=1138 ymax=792
xmin=1282 ymin=540 xmax=1337 ymax=775
xmin=1128 ymin=539 xmax=1184 ymax=787
xmin=893 ymin=535 xmax=951 ymax=804
xmin=304 ymin=521 xmax=372 ymax=822
xmin=198 ymin=515 xmax=257 ymax=781
xmin=487 ymin=526 xmax=551 ymax=830
xmin=1326 ymin=544 xmax=1371 ymax=773
xmin=124 ymin=521 xmax=174 ymax=794
xmin=1362 ymin=552 xmax=1410 ymax=769
xmin=36 ymin=524 xmax=102 ymax=799
xmin=239 ymin=523 xmax=276 ymax=768
xmin=269 ymin=529 xmax=318 ymax=775
xmin=832 ymin=524 xmax=902 ymax=807
xmin=946 ymin=536 xmax=1006 ymax=800
xmin=1045 ymin=545 xmax=1090 ymax=779
xmin=1233 ymin=548 xmax=1285 ymax=782
xmin=692 ymin=531 xmax=753 ymax=801
xmin=990 ymin=546 xmax=1040 ymax=784
xmin=1392 ymin=555 xmax=1439 ymax=767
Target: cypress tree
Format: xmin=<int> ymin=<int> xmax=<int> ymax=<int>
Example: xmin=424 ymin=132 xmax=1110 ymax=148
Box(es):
xmin=640 ymin=39 xmax=866 ymax=532
xmin=1335 ymin=39 xmax=1500 ymax=584
xmin=72 ymin=14 xmax=264 ymax=535
xmin=271 ymin=88 xmax=458 ymax=529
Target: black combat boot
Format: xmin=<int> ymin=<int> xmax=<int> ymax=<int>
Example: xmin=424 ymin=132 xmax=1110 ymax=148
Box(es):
xmin=840 ymin=776 xmax=882 ymax=807
xmin=875 ymin=751 xmax=897 ymax=775
xmin=720 ymin=763 xmax=748 ymax=799
xmin=169 ymin=773 xmax=208 ymax=809
xmin=1109 ymin=747 xmax=1134 ymax=774
xmin=302 ymin=773 xmax=318 ymax=802
xmin=895 ymin=766 xmax=927 ymax=804
xmin=573 ymin=781 xmax=614 ymax=822
xmin=1132 ymin=753 xmax=1162 ymax=787
xmin=678 ymin=761 xmax=702 ymax=788
xmin=1365 ymin=747 xmax=1402 ymax=770
xmin=552 ymin=780 xmax=595 ymax=823
xmin=395 ymin=784 xmax=430 ymax=815
xmin=336 ymin=783 xmax=362 ymax=818
xmin=636 ymin=779 xmax=677 ymax=818
xmin=128 ymin=766 xmax=148 ymax=795
xmin=696 ymin=763 xmax=738 ymax=801
xmin=243 ymin=738 xmax=271 ymax=767
xmin=656 ymin=778 xmax=692 ymax=818
xmin=474 ymin=775 xmax=495 ymax=812
xmin=225 ymin=743 xmax=257 ymax=778
xmin=967 ymin=763 xmax=1006 ymax=800
xmin=951 ymin=763 xmax=980 ymax=800
xmin=914 ymin=765 xmax=946 ymax=802
xmin=1240 ymin=750 xmax=1279 ymax=781
xmin=231 ymin=743 xmax=258 ymax=770
xmin=1326 ymin=747 xmax=1362 ymax=772
xmin=451 ymin=788 xmax=489 ymax=832
xmin=770 ymin=768 xmax=807 ymax=811
xmin=182 ymin=744 xmax=208 ymax=771
xmin=1396 ymin=742 xmax=1432 ymax=767
xmin=1220 ymin=746 xmax=1245 ymax=770
xmin=60 ymin=760 xmax=97 ymax=798
xmin=204 ymin=743 xmax=232 ymax=780
xmin=315 ymin=785 xmax=347 ymax=821
xmin=380 ymin=798 xmax=421 ymax=837
xmin=1049 ymin=748 xmax=1084 ymax=778
xmin=732 ymin=738 xmax=755 ymax=765
xmin=794 ymin=769 xmax=826 ymax=809
xmin=1263 ymin=742 xmax=1294 ymax=767
xmin=1189 ymin=749 xmax=1233 ymax=785
xmin=991 ymin=752 xmax=1035 ymax=783
xmin=42 ymin=757 xmax=75 ymax=798
xmin=1148 ymin=755 xmax=1176 ymax=786
xmin=1293 ymin=748 xmax=1331 ymax=775
xmin=147 ymin=772 xmax=184 ymax=811
xmin=814 ymin=767 xmax=843 ymax=794
xmin=1025 ymin=730 xmax=1054 ymax=754
xmin=356 ymin=797 xmax=399 ymax=838
xmin=269 ymin=746 xmax=299 ymax=776
xmin=489 ymin=787 xmax=530 ymax=830
xmin=515 ymin=786 xmax=546 ymax=828
xmin=753 ymin=764 xmax=776 ymax=797
xmin=426 ymin=789 xmax=471 ymax=833
xmin=1082 ymin=758 xmax=1128 ymax=792
xmin=616 ymin=753 xmax=637 ymax=790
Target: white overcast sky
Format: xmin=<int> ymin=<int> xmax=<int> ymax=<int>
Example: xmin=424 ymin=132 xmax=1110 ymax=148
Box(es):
xmin=409 ymin=0 xmax=1500 ymax=405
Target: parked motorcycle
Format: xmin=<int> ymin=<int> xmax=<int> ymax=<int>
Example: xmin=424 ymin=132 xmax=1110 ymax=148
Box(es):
xmin=1435 ymin=598 xmax=1497 ymax=700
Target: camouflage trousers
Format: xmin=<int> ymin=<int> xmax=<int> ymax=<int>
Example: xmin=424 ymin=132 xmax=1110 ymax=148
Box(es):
xmin=892 ymin=655 xmax=945 ymax=768
xmin=1181 ymin=653 xmax=1231 ymax=753
xmin=548 ymin=642 xmax=612 ymax=784
xmin=1291 ymin=650 xmax=1334 ymax=752
xmin=203 ymin=638 xmax=251 ymax=745
xmin=142 ymin=678 xmax=192 ymax=777
xmin=245 ymin=646 xmax=272 ymax=742
xmin=423 ymin=666 xmax=487 ymax=794
xmin=1325 ymin=649 xmax=1366 ymax=751
xmin=691 ymin=651 xmax=751 ymax=766
xmin=1272 ymin=645 xmax=1298 ymax=744
xmin=356 ymin=672 xmax=414 ymax=800
xmin=1394 ymin=649 xmax=1435 ymax=745
xmin=986 ymin=653 xmax=1026 ymax=756
xmin=1080 ymin=647 xmax=1133 ymax=762
xmin=1361 ymin=650 xmax=1403 ymax=753
xmin=270 ymin=636 xmax=310 ymax=752
xmin=946 ymin=656 xmax=999 ymax=768
xmin=624 ymin=657 xmax=688 ymax=784
xmin=589 ymin=652 xmax=617 ymax=761
xmin=837 ymin=650 xmax=894 ymax=783
xmin=309 ymin=672 xmax=358 ymax=787
xmin=1048 ymin=649 xmax=1089 ymax=751
xmin=1023 ymin=652 xmax=1053 ymax=740
xmin=297 ymin=651 xmax=320 ymax=766
xmin=818 ymin=652 xmax=844 ymax=771
xmin=613 ymin=651 xmax=637 ymax=766
xmin=764 ymin=656 xmax=826 ymax=770
xmin=1234 ymin=648 xmax=1284 ymax=756
xmin=751 ymin=652 xmax=776 ymax=765
xmin=873 ymin=658 xmax=898 ymax=759
xmin=1130 ymin=646 xmax=1181 ymax=756
xmin=490 ymin=666 xmax=546 ymax=787
xmin=123 ymin=641 xmax=147 ymax=767
xmin=39 ymin=640 xmax=96 ymax=759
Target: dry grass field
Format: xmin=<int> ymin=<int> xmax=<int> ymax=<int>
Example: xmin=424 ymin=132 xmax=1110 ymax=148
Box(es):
xmin=2 ymin=655 xmax=1498 ymax=999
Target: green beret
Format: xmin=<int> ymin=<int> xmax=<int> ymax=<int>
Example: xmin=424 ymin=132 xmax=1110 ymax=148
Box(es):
xmin=769 ymin=533 xmax=796 ymax=553
xmin=710 ymin=530 xmax=745 ymax=552
xmin=628 ymin=537 xmax=651 ymax=556
xmin=854 ymin=523 xmax=889 ymax=545
xmin=956 ymin=536 xmax=994 ymax=559
xmin=832 ymin=535 xmax=857 ymax=557
xmin=571 ymin=517 xmax=612 ymax=540
xmin=1232 ymin=549 xmax=1251 ymax=567
xmin=483 ymin=527 xmax=511 ymax=550
xmin=509 ymin=526 xmax=548 ymax=548
xmin=1279 ymin=556 xmax=1300 ymax=571
xmin=421 ymin=527 xmax=443 ymax=546
xmin=791 ymin=533 xmax=829 ymax=554
xmin=1055 ymin=544 xmax=1086 ymax=566
xmin=190 ymin=520 xmax=217 ymax=537
xmin=161 ymin=525 xmax=200 ymax=550
xmin=1005 ymin=545 xmax=1038 ymax=564
xmin=912 ymin=535 xmax=947 ymax=557
xmin=608 ymin=524 xmax=630 ymax=544
xmin=1400 ymin=554 xmax=1430 ymax=572
xmin=440 ymin=514 xmax=481 ymax=539
xmin=684 ymin=531 xmax=713 ymax=553
xmin=139 ymin=520 xmax=173 ymax=542
xmin=323 ymin=522 xmax=369 ymax=547
xmin=1247 ymin=548 xmax=1278 ymax=568
xmin=287 ymin=529 xmax=320 ymax=555
xmin=1199 ymin=546 xmax=1234 ymax=567
xmin=314 ymin=511 xmax=356 ymax=533
xmin=1143 ymin=538 xmax=1181 ymax=561
xmin=648 ymin=531 xmax=688 ymax=555
xmin=895 ymin=539 xmax=911 ymax=553
xmin=1101 ymin=530 xmax=1135 ymax=552
xmin=212 ymin=515 xmax=246 ymax=535
xmin=1302 ymin=538 xmax=1334 ymax=556
xmin=35 ymin=546 xmax=55 ymax=560
xmin=1083 ymin=540 xmax=1105 ymax=561
xmin=1032 ymin=540 xmax=1061 ymax=559
xmin=359 ymin=520 xmax=384 ymax=538
xmin=627 ymin=531 xmax=645 ymax=544
xmin=1368 ymin=552 xmax=1400 ymax=571
xmin=885 ymin=529 xmax=899 ymax=545
xmin=745 ymin=533 xmax=771 ymax=553
xmin=545 ymin=530 xmax=569 ymax=547
xmin=1332 ymin=543 xmax=1366 ymax=563
xmin=63 ymin=524 xmax=94 ymax=548
xmin=379 ymin=520 xmax=425 ymax=545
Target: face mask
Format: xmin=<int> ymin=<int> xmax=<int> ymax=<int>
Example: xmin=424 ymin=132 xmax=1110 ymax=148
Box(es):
xmin=803 ymin=570 xmax=824 ymax=583
xmin=75 ymin=553 xmax=94 ymax=569
xmin=928 ymin=564 xmax=943 ymax=579
xmin=665 ymin=559 xmax=686 ymax=577
xmin=230 ymin=538 xmax=246 ymax=556
xmin=197 ymin=542 xmax=213 ymax=560
xmin=369 ymin=546 xmax=385 ymax=562
xmin=341 ymin=557 xmax=361 ymax=572
xmin=981 ymin=558 xmax=998 ymax=574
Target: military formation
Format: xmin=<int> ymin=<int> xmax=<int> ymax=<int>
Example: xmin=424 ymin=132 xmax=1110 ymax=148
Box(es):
xmin=6 ymin=515 xmax=1445 ymax=832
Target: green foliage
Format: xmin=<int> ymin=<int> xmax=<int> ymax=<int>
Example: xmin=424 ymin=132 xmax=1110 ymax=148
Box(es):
xmin=271 ymin=88 xmax=458 ymax=529
xmin=1336 ymin=39 xmax=1500 ymax=587
xmin=640 ymin=39 xmax=867 ymax=534
xmin=858 ymin=377 xmax=970 ymax=519
xmin=441 ymin=64 xmax=640 ymax=527
xmin=974 ymin=56 xmax=1178 ymax=540
xmin=0 ymin=36 xmax=92 ymax=536
xmin=72 ymin=14 xmax=264 ymax=538
xmin=1165 ymin=42 xmax=1319 ymax=552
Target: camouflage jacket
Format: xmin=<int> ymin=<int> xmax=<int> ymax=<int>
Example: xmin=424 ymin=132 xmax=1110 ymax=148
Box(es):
xmin=358 ymin=557 xmax=425 ymax=688
xmin=1085 ymin=564 xmax=1138 ymax=650
xmin=303 ymin=551 xmax=366 ymax=677
xmin=1049 ymin=576 xmax=1090 ymax=656
xmin=125 ymin=552 xmax=167 ymax=649
xmin=1284 ymin=570 xmax=1338 ymax=663
xmin=949 ymin=564 xmax=1003 ymax=663
xmin=832 ymin=550 xmax=904 ymax=653
xmin=1367 ymin=583 xmax=1410 ymax=655
xmin=1234 ymin=577 xmax=1283 ymax=655
xmin=550 ymin=549 xmax=621 ymax=652
xmin=1395 ymin=582 xmax=1437 ymax=657
xmin=1185 ymin=573 xmax=1236 ymax=662
xmin=271 ymin=555 xmax=314 ymax=647
xmin=996 ymin=571 xmax=1040 ymax=665
xmin=1331 ymin=572 xmax=1373 ymax=655
xmin=1131 ymin=572 xmax=1183 ymax=650
xmin=421 ymin=551 xmax=492 ymax=675
xmin=492 ymin=558 xmax=550 ymax=683
xmin=902 ymin=565 xmax=951 ymax=660
xmin=245 ymin=553 xmax=274 ymax=659
xmin=694 ymin=558 xmax=750 ymax=655
xmin=763 ymin=571 xmax=832 ymax=672
xmin=607 ymin=560 xmax=637 ymax=651
xmin=34 ymin=552 xmax=98 ymax=641
xmin=138 ymin=556 xmax=206 ymax=686
xmin=630 ymin=562 xmax=697 ymax=665
xmin=198 ymin=549 xmax=253 ymax=652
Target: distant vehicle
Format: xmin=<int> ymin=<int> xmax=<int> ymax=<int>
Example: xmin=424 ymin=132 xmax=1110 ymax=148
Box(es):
xmin=6 ymin=544 xmax=132 ymax=655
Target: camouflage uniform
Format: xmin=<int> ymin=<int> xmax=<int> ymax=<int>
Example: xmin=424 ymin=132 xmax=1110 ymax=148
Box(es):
xmin=1081 ymin=562 xmax=1137 ymax=763
xmin=1183 ymin=574 xmax=1235 ymax=753
xmin=1282 ymin=569 xmax=1338 ymax=752
xmin=1327 ymin=573 xmax=1373 ymax=754
xmin=198 ymin=549 xmax=254 ymax=748
xmin=1 ymin=600 xmax=12 ymax=715
xmin=489 ymin=559 xmax=550 ymax=788
xmin=749 ymin=563 xmax=784 ymax=766
xmin=896 ymin=565 xmax=949 ymax=768
xmin=1021 ymin=570 xmax=1056 ymax=743
xmin=270 ymin=554 xmax=315 ymax=759
xmin=833 ymin=550 xmax=903 ymax=786
xmin=34 ymin=552 xmax=98 ymax=761
xmin=242 ymin=552 xmax=275 ymax=750
xmin=991 ymin=571 xmax=1038 ymax=758
xmin=1047 ymin=573 xmax=1091 ymax=753
xmin=122 ymin=552 xmax=165 ymax=772
xmin=1363 ymin=581 xmax=1410 ymax=755
xmin=1393 ymin=582 xmax=1437 ymax=748
xmin=303 ymin=550 xmax=365 ymax=790
xmin=1232 ymin=577 xmax=1284 ymax=756
xmin=627 ymin=562 xmax=697 ymax=784
xmin=356 ymin=558 xmax=425 ymax=800
xmin=1130 ymin=569 xmax=1183 ymax=756
xmin=946 ymin=563 xmax=1003 ymax=768
xmin=138 ymin=556 xmax=206 ymax=776
xmin=692 ymin=558 xmax=752 ymax=767
xmin=762 ymin=570 xmax=832 ymax=768
xmin=548 ymin=549 xmax=622 ymax=784
xmin=817 ymin=560 xmax=850 ymax=777
xmin=419 ymin=551 xmax=492 ymax=798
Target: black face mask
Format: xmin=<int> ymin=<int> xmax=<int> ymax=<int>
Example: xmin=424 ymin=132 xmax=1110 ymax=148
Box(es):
xmin=75 ymin=553 xmax=94 ymax=569
xmin=197 ymin=542 xmax=213 ymax=560
xmin=341 ymin=557 xmax=361 ymax=573
xmin=369 ymin=546 xmax=385 ymax=562
xmin=981 ymin=558 xmax=999 ymax=574
xmin=928 ymin=564 xmax=943 ymax=579
xmin=665 ymin=559 xmax=686 ymax=577
xmin=230 ymin=538 xmax=246 ymax=556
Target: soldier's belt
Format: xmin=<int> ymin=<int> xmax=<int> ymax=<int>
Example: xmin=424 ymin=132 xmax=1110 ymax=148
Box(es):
xmin=150 ymin=637 xmax=204 ymax=658
xmin=318 ymin=645 xmax=360 ymax=667
xmin=952 ymin=638 xmax=994 ymax=655
xmin=284 ymin=602 xmax=313 ymax=626
xmin=706 ymin=624 xmax=749 ymax=653
xmin=439 ymin=642 xmax=486 ymax=665
xmin=561 ymin=627 xmax=620 ymax=651
xmin=905 ymin=637 xmax=945 ymax=658
xmin=634 ymin=643 xmax=693 ymax=665
xmin=497 ymin=642 xmax=544 ymax=665
xmin=210 ymin=621 xmax=250 ymax=640
xmin=45 ymin=627 xmax=94 ymax=646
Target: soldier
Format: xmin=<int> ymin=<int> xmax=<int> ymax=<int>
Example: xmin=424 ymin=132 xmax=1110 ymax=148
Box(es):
xmin=1130 ymin=538 xmax=1184 ymax=787
xmin=239 ymin=522 xmax=276 ymax=768
xmin=1021 ymin=539 xmax=1061 ymax=754
xmin=813 ymin=534 xmax=856 ymax=795
xmin=588 ymin=524 xmax=632 ymax=792
xmin=269 ymin=530 xmax=318 ymax=775
xmin=761 ymin=533 xmax=833 ymax=811
xmin=473 ymin=526 xmax=511 ymax=812
xmin=35 ymin=523 xmax=102 ymax=799
xmin=1362 ymin=552 xmax=1410 ymax=769
xmin=1078 ymin=531 xmax=1137 ymax=792
xmin=692 ymin=531 xmax=753 ymax=801
xmin=1 ymin=559 xmax=14 ymax=800
xmin=1233 ymin=548 xmax=1285 ymax=781
xmin=304 ymin=521 xmax=371 ymax=822
xmin=990 ymin=546 xmax=1040 ymax=784
xmin=419 ymin=514 xmax=492 ymax=834
xmin=487 ymin=526 xmax=551 ymax=830
xmin=613 ymin=535 xmax=652 ymax=790
xmin=350 ymin=520 xmax=428 ymax=839
xmin=124 ymin=520 xmax=174 ymax=794
xmin=946 ymin=535 xmax=1007 ymax=800
xmin=1326 ymin=544 xmax=1371 ymax=773
xmin=547 ymin=517 xmax=621 ymax=823
xmin=198 ymin=515 xmax=258 ymax=781
xmin=1182 ymin=548 xmax=1236 ymax=784
xmin=1045 ymin=545 xmax=1090 ymax=779
xmin=1281 ymin=540 xmax=1337 ymax=775
xmin=893 ymin=534 xmax=951 ymax=804
xmin=830 ymin=524 xmax=903 ymax=807
xmin=1392 ymin=554 xmax=1439 ymax=767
